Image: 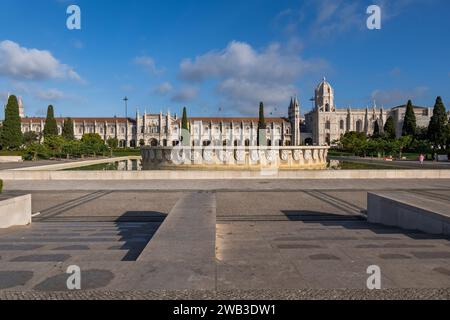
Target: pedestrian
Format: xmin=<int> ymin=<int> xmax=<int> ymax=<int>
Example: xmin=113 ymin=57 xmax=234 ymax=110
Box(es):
xmin=419 ymin=154 xmax=425 ymax=165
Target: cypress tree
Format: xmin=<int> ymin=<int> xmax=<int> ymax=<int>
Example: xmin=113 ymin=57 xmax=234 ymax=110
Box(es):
xmin=43 ymin=105 xmax=58 ymax=137
xmin=257 ymin=102 xmax=267 ymax=146
xmin=384 ymin=116 xmax=396 ymax=139
xmin=1 ymin=95 xmax=23 ymax=149
xmin=402 ymin=100 xmax=416 ymax=136
xmin=373 ymin=120 xmax=380 ymax=137
xmin=62 ymin=117 xmax=75 ymax=140
xmin=428 ymin=96 xmax=448 ymax=149
xmin=181 ymin=107 xmax=188 ymax=130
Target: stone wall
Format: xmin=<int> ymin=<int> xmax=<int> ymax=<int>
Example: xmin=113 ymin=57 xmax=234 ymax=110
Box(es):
xmin=141 ymin=146 xmax=329 ymax=170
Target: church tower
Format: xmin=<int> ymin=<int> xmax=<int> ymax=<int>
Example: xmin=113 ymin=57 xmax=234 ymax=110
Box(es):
xmin=315 ymin=77 xmax=335 ymax=112
xmin=288 ymin=96 xmax=301 ymax=146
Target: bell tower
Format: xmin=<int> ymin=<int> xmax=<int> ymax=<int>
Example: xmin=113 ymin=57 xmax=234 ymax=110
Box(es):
xmin=315 ymin=77 xmax=335 ymax=112
xmin=288 ymin=96 xmax=301 ymax=146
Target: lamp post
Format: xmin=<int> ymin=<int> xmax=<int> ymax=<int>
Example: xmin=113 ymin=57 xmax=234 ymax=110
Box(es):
xmin=123 ymin=97 xmax=129 ymax=148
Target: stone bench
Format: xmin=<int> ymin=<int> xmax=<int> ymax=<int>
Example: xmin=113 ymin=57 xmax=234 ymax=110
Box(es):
xmin=0 ymin=195 xmax=32 ymax=229
xmin=0 ymin=156 xmax=23 ymax=163
xmin=367 ymin=192 xmax=450 ymax=236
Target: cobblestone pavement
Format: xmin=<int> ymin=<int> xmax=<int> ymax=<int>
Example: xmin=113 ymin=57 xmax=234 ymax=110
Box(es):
xmin=0 ymin=289 xmax=449 ymax=300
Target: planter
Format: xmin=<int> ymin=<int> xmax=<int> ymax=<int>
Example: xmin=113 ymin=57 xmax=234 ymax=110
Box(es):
xmin=0 ymin=194 xmax=32 ymax=229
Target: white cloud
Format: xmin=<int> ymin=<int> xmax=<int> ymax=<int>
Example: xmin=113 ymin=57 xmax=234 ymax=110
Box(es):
xmin=154 ymin=82 xmax=173 ymax=95
xmin=36 ymin=88 xmax=65 ymax=101
xmin=179 ymin=41 xmax=328 ymax=114
xmin=371 ymin=86 xmax=429 ymax=106
xmin=171 ymin=86 xmax=198 ymax=103
xmin=0 ymin=40 xmax=82 ymax=82
xmin=274 ymin=0 xmax=424 ymax=40
xmin=8 ymin=81 xmax=68 ymax=102
xmin=133 ymin=55 xmax=162 ymax=75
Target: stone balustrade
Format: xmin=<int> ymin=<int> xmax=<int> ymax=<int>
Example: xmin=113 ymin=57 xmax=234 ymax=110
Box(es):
xmin=141 ymin=146 xmax=329 ymax=170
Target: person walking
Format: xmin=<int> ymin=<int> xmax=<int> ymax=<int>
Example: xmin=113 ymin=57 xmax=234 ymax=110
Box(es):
xmin=419 ymin=154 xmax=425 ymax=165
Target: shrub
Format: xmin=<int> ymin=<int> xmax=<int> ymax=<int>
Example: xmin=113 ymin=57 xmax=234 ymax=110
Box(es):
xmin=24 ymin=143 xmax=51 ymax=161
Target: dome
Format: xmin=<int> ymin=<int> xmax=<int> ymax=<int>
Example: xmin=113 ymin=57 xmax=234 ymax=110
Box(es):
xmin=315 ymin=77 xmax=333 ymax=96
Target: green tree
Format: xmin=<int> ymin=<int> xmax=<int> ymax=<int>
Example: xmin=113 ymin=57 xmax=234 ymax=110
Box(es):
xmin=1 ymin=95 xmax=23 ymax=149
xmin=62 ymin=118 xmax=75 ymax=140
xmin=107 ymin=137 xmax=119 ymax=149
xmin=384 ymin=116 xmax=396 ymax=139
xmin=373 ymin=120 xmax=380 ymax=137
xmin=427 ymin=96 xmax=448 ymax=149
xmin=402 ymin=100 xmax=416 ymax=136
xmin=44 ymin=135 xmax=66 ymax=158
xmin=257 ymin=102 xmax=267 ymax=146
xmin=81 ymin=133 xmax=107 ymax=156
xmin=24 ymin=142 xmax=50 ymax=161
xmin=180 ymin=107 xmax=190 ymax=146
xmin=396 ymin=135 xmax=413 ymax=159
xmin=23 ymin=131 xmax=38 ymax=146
xmin=43 ymin=105 xmax=58 ymax=137
xmin=181 ymin=107 xmax=188 ymax=130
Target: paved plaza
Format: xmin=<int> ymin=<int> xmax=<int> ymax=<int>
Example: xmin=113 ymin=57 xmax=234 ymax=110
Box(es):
xmin=0 ymin=179 xmax=449 ymax=299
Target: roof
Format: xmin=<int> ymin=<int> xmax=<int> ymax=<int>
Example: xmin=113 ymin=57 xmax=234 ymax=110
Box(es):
xmin=20 ymin=117 xmax=136 ymax=124
xmin=185 ymin=117 xmax=288 ymax=123
xmin=391 ymin=105 xmax=428 ymax=110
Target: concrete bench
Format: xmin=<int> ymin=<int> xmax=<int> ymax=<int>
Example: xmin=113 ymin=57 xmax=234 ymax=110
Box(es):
xmin=0 ymin=156 xmax=23 ymax=163
xmin=367 ymin=192 xmax=450 ymax=236
xmin=0 ymin=195 xmax=32 ymax=229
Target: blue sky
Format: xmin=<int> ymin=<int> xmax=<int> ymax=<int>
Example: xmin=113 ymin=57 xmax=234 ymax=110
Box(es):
xmin=0 ymin=0 xmax=449 ymax=119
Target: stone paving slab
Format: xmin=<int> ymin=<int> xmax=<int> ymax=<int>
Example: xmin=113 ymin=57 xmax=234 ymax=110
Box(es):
xmin=0 ymin=288 xmax=449 ymax=300
xmin=131 ymin=192 xmax=216 ymax=290
xmin=4 ymin=179 xmax=450 ymax=191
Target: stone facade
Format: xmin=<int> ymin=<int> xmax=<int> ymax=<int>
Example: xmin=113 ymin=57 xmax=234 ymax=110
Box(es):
xmin=9 ymin=78 xmax=444 ymax=147
xmin=17 ymin=98 xmax=302 ymax=148
xmin=303 ymin=78 xmax=434 ymax=145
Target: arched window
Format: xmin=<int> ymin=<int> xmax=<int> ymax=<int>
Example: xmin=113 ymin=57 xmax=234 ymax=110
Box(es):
xmin=325 ymin=120 xmax=331 ymax=130
xmin=149 ymin=138 xmax=158 ymax=147
xmin=356 ymin=120 xmax=363 ymax=132
xmin=340 ymin=119 xmax=345 ymax=130
xmin=325 ymin=103 xmax=330 ymax=112
xmin=245 ymin=139 xmax=250 ymax=147
xmin=325 ymin=134 xmax=331 ymax=145
xmin=267 ymin=139 xmax=272 ymax=146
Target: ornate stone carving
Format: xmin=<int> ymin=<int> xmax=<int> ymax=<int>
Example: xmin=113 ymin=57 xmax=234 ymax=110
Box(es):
xmin=235 ymin=150 xmax=245 ymax=162
xmin=304 ymin=149 xmax=312 ymax=161
xmin=293 ymin=149 xmax=302 ymax=161
xmin=280 ymin=150 xmax=289 ymax=161
xmin=250 ymin=150 xmax=259 ymax=162
xmin=265 ymin=150 xmax=275 ymax=162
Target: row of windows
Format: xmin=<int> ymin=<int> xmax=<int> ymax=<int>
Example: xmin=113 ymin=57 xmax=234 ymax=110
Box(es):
xmin=193 ymin=127 xmax=289 ymax=135
xmin=324 ymin=120 xmax=365 ymax=131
